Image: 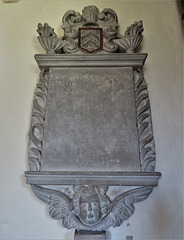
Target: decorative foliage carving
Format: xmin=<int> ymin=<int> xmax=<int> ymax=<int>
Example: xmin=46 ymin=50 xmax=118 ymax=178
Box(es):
xmin=28 ymin=70 xmax=49 ymax=171
xmin=103 ymin=37 xmax=119 ymax=53
xmin=134 ymin=69 xmax=156 ymax=172
xmin=32 ymin=185 xmax=152 ymax=231
xmin=62 ymin=10 xmax=83 ymax=39
xmin=98 ymin=8 xmax=119 ymax=39
xmin=63 ymin=38 xmax=78 ymax=53
xmin=37 ymin=23 xmax=65 ymax=54
xmin=37 ymin=6 xmax=142 ymax=54
xmin=113 ymin=21 xmax=144 ymax=53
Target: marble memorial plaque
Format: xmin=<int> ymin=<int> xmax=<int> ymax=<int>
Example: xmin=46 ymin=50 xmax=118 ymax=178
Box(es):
xmin=41 ymin=67 xmax=140 ymax=171
xmin=25 ymin=6 xmax=161 ymax=235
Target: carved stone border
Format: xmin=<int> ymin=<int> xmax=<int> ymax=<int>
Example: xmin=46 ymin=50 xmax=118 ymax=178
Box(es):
xmin=134 ymin=69 xmax=156 ymax=172
xmin=28 ymin=70 xmax=49 ymax=171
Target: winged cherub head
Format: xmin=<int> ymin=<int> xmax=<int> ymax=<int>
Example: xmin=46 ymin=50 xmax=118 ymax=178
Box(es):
xmin=72 ymin=186 xmax=110 ymax=226
xmin=32 ymin=185 xmax=152 ymax=230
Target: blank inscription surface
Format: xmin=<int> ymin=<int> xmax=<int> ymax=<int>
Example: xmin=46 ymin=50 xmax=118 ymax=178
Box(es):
xmin=41 ymin=67 xmax=140 ymax=171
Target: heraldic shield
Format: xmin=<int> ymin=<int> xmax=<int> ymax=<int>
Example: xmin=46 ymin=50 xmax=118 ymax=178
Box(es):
xmin=78 ymin=28 xmax=103 ymax=53
xmin=25 ymin=5 xmax=161 ymax=240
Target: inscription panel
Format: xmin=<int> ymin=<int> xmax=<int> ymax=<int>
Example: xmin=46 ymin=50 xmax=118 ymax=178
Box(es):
xmin=41 ymin=67 xmax=140 ymax=171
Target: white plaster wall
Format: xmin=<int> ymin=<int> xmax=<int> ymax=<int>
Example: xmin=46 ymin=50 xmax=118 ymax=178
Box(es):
xmin=0 ymin=1 xmax=183 ymax=239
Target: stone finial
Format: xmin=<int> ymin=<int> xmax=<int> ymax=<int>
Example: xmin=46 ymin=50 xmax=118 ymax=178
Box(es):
xmin=37 ymin=23 xmax=65 ymax=54
xmin=113 ymin=21 xmax=144 ymax=53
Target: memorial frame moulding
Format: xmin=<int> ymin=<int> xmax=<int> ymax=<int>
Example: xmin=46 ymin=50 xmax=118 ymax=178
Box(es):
xmin=25 ymin=5 xmax=161 ymax=239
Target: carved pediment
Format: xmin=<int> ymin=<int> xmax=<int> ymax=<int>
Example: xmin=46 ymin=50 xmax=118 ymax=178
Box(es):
xmin=37 ymin=5 xmax=144 ymax=54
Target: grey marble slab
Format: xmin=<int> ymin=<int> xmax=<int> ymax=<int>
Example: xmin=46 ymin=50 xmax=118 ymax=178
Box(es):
xmin=41 ymin=67 xmax=140 ymax=172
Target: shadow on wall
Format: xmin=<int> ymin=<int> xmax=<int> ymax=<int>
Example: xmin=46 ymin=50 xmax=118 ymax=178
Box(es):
xmin=151 ymin=196 xmax=177 ymax=239
xmin=175 ymin=0 xmax=184 ymax=21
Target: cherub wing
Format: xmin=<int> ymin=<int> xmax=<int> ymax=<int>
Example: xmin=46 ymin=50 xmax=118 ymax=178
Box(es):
xmin=31 ymin=185 xmax=71 ymax=220
xmin=110 ymin=186 xmax=153 ymax=227
xmin=85 ymin=186 xmax=152 ymax=231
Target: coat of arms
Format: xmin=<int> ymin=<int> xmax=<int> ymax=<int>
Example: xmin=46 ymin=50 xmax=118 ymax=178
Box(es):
xmin=78 ymin=28 xmax=103 ymax=53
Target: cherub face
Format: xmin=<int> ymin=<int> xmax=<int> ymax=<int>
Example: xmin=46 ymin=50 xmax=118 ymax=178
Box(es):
xmin=79 ymin=190 xmax=101 ymax=225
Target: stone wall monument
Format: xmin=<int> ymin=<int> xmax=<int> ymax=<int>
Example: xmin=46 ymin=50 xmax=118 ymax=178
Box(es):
xmin=25 ymin=6 xmax=161 ymax=240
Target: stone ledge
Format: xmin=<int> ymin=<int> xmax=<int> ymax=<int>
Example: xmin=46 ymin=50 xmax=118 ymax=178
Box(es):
xmin=25 ymin=171 xmax=161 ymax=186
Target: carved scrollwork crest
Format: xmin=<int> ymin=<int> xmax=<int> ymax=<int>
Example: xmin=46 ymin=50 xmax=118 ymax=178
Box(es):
xmin=36 ymin=6 xmax=143 ymax=54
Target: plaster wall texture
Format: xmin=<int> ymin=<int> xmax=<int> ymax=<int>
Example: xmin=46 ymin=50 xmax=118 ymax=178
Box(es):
xmin=0 ymin=1 xmax=183 ymax=240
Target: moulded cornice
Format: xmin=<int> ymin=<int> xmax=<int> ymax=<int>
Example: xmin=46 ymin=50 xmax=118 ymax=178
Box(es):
xmin=34 ymin=53 xmax=147 ymax=69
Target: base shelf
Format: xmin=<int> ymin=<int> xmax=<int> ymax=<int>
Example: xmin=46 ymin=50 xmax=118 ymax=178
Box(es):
xmin=25 ymin=171 xmax=161 ymax=186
